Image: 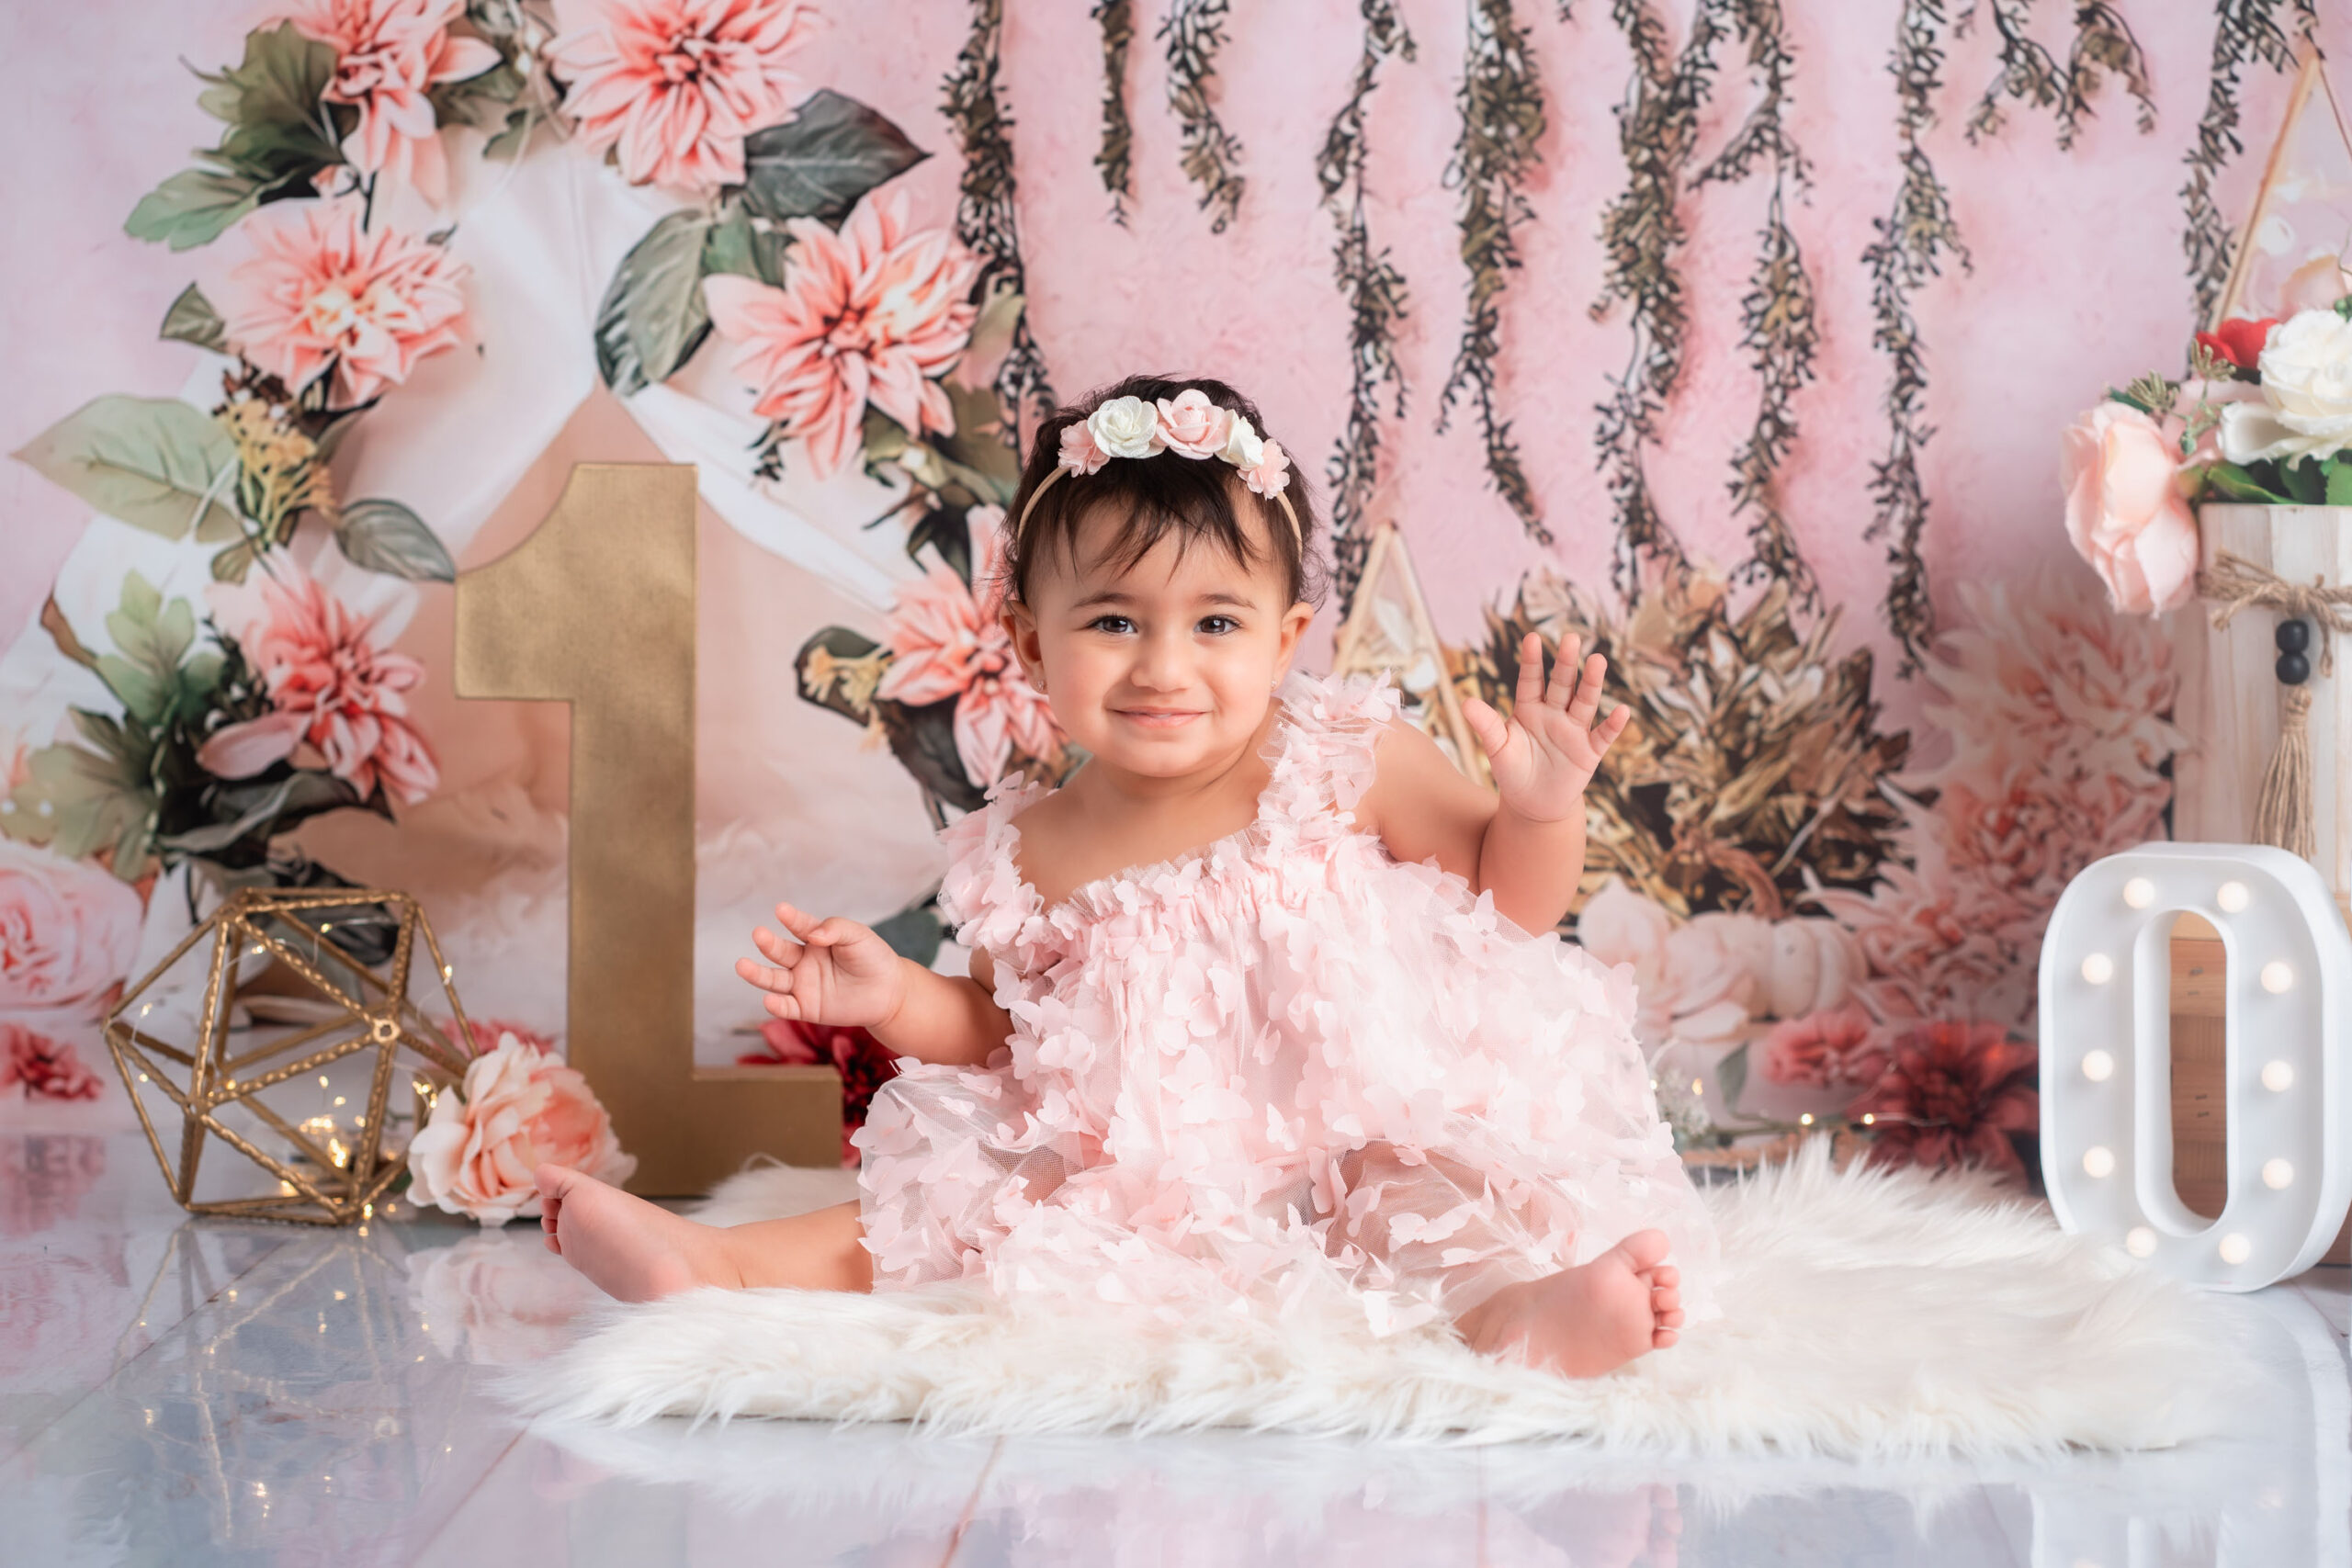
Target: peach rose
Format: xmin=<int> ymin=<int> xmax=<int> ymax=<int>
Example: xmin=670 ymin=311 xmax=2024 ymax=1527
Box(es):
xmin=2060 ymin=401 xmax=2199 ymax=616
xmin=403 ymin=1033 xmax=635 ymax=1225
xmin=0 ymin=1021 xmax=106 ymax=1102
xmin=1155 ymin=389 xmax=1232 ymax=458
xmin=1058 ymin=419 xmax=1110 ymax=476
xmin=0 ymin=840 xmax=144 ymax=1018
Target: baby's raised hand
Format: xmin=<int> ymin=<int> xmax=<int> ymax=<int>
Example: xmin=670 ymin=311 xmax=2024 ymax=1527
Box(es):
xmin=734 ymin=901 xmax=906 ymax=1029
xmin=1461 ymin=630 xmax=1634 ymax=823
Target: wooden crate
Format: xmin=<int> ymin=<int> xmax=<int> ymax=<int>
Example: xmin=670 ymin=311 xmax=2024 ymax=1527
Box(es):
xmin=2169 ymin=913 xmax=2349 ymax=1267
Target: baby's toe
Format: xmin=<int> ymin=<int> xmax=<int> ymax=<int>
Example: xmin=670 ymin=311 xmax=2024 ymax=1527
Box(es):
xmin=1649 ymin=1264 xmax=1679 ymax=1290
xmin=1654 ymin=1325 xmax=1679 ymax=1348
xmin=1657 ymin=1307 xmax=1685 ymax=1329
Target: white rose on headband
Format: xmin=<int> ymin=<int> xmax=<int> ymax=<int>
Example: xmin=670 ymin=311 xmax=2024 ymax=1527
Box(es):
xmin=1219 ymin=413 xmax=1265 ymax=471
xmin=1087 ymin=396 xmax=1165 ymax=459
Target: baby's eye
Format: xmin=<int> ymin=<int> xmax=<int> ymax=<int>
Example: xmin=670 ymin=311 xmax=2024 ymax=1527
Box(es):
xmin=1087 ymin=615 xmax=1136 ymax=635
xmin=1198 ymin=615 xmax=1239 ymax=636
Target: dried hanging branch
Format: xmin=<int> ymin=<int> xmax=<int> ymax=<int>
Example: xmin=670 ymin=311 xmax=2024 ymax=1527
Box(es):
xmin=942 ymin=0 xmax=1053 ymax=429
xmin=1861 ymin=0 xmax=1966 ymax=676
xmin=1092 ymin=0 xmax=1136 ymax=224
xmin=1438 ymin=0 xmax=1549 ymax=544
xmin=1696 ymin=0 xmax=1818 ymax=605
xmin=1317 ymin=0 xmax=1417 ymax=612
xmin=1959 ymin=0 xmax=2063 ymax=142
xmin=2062 ymin=2 xmax=2157 ymax=146
xmin=1591 ymin=0 xmax=1728 ymax=594
xmin=1160 ymin=0 xmax=1246 ymax=232
xmin=2183 ymin=0 xmax=2315 ymax=322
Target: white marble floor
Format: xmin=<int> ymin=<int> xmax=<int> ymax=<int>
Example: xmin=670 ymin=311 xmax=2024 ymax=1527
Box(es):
xmin=2 ymin=1128 xmax=2345 ymax=1568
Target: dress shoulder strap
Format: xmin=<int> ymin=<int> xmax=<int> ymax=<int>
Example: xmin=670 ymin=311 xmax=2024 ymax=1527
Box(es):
xmin=934 ymin=773 xmax=1051 ymax=953
xmin=1261 ymin=668 xmax=1403 ymax=829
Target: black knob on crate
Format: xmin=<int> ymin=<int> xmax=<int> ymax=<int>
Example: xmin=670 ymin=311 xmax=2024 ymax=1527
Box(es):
xmin=2278 ymin=651 xmax=2312 ymax=685
xmin=2278 ymin=617 xmax=2312 ymax=655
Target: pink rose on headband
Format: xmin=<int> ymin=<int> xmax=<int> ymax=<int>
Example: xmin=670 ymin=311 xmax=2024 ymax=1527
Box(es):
xmin=1058 ymin=420 xmax=1109 ymax=476
xmin=1155 ymin=389 xmax=1232 ymax=458
xmin=1240 ymin=439 xmax=1291 ymax=499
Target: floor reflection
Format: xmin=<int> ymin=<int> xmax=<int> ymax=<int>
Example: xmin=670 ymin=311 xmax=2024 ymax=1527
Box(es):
xmin=5 ymin=1132 xmax=2347 ymax=1568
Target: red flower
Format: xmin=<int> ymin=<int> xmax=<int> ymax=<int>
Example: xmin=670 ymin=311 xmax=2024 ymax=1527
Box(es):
xmin=741 ymin=1017 xmax=900 ymax=1165
xmin=1845 ymin=1021 xmax=2038 ymax=1183
xmin=0 ymin=1021 xmax=105 ymax=1102
xmin=2194 ymin=317 xmax=2279 ymax=373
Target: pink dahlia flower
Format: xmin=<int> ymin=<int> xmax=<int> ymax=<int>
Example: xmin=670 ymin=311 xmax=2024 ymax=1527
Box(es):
xmin=220 ymin=197 xmax=469 ymax=409
xmin=876 ymin=509 xmax=1058 ymax=787
xmin=702 ymin=190 xmax=978 ymax=478
xmin=1758 ymin=1005 xmax=1883 ymax=1090
xmin=549 ymin=0 xmax=810 ymax=191
xmin=1846 ymin=1021 xmax=2039 ymax=1184
xmin=209 ymin=558 xmax=439 ymax=805
xmin=281 ymin=0 xmax=501 ymax=206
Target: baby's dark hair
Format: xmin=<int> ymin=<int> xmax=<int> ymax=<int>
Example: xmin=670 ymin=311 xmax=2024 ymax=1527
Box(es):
xmin=997 ymin=374 xmax=1325 ymax=610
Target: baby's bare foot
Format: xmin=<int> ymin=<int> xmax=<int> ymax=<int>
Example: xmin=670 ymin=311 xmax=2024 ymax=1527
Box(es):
xmin=1459 ymin=1229 xmax=1685 ymax=1379
xmin=533 ymin=1163 xmax=741 ymax=1303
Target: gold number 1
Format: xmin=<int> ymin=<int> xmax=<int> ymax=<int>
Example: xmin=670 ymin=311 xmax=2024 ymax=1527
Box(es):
xmin=454 ymin=464 xmax=840 ymax=1192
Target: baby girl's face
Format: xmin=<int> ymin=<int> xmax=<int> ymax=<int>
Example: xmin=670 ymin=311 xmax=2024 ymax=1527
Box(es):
xmin=1006 ymin=497 xmax=1313 ymax=782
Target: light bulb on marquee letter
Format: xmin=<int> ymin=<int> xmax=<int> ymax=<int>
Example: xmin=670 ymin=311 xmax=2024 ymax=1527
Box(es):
xmin=2039 ymin=842 xmax=2352 ymax=1291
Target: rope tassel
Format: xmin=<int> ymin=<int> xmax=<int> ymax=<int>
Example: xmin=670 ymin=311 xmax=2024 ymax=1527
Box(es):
xmin=2254 ymin=684 xmax=2317 ymax=861
xmin=2200 ymin=549 xmax=2352 ymax=866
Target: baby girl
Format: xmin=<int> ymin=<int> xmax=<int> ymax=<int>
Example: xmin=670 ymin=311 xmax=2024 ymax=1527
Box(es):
xmin=534 ymin=374 xmax=1716 ymax=1380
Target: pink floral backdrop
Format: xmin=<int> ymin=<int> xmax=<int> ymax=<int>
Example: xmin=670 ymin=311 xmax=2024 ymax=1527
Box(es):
xmin=2 ymin=0 xmax=2346 ymax=1174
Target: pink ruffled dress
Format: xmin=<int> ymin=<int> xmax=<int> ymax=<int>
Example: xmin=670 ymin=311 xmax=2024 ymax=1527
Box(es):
xmin=854 ymin=668 xmax=1716 ymax=1335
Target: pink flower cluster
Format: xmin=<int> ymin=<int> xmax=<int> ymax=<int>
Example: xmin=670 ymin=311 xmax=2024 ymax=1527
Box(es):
xmin=281 ymin=0 xmax=500 ymax=206
xmin=876 ymin=507 xmax=1061 ymax=786
xmin=1057 ymin=389 xmax=1294 ymax=499
xmin=550 ymin=0 xmax=810 ymax=192
xmin=1812 ymin=578 xmax=2178 ymax=1033
xmin=705 ymin=191 xmax=978 ymax=478
xmin=220 ymin=197 xmax=469 ymax=409
xmin=205 ymin=558 xmax=440 ymax=806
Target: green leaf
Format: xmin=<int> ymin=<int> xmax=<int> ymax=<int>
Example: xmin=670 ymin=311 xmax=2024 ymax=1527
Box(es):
xmin=701 ymin=200 xmax=790 ymax=286
xmin=2204 ymin=459 xmax=2291 ymax=504
xmin=741 ymin=89 xmax=929 ymax=225
xmin=13 ymin=395 xmax=243 ymax=538
xmin=210 ymin=540 xmax=261 ymax=584
xmin=930 ymin=382 xmax=1022 ymax=503
xmin=126 ymin=168 xmax=262 ymax=252
xmin=871 ymin=897 xmax=944 ymax=967
xmin=334 ymin=498 xmax=458 ymax=582
xmin=195 ymin=22 xmax=339 ymax=133
xmin=1715 ymin=1041 xmax=1751 ymax=1114
xmin=878 ymin=697 xmax=987 ymax=812
xmin=160 ymin=770 xmax=364 ymax=857
xmin=3 ymin=726 xmax=160 ymax=873
xmin=794 ymin=626 xmax=884 ymax=725
xmin=481 ymin=103 xmax=541 ymax=161
xmin=906 ymin=504 xmax=974 ymax=584
xmin=159 ymin=284 xmax=230 ymax=352
xmin=2282 ymin=456 xmax=2329 ymax=505
xmin=594 ymin=209 xmax=716 ymax=395
xmin=2327 ymin=456 xmax=2352 ymax=508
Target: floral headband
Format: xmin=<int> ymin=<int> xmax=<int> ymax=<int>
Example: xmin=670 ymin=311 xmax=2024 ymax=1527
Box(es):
xmin=1016 ymin=389 xmax=1299 ymax=546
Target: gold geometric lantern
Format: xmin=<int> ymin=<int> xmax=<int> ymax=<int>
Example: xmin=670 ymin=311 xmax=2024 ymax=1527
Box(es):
xmin=102 ymin=886 xmax=475 ymax=1225
xmin=1332 ymin=520 xmax=1490 ymax=785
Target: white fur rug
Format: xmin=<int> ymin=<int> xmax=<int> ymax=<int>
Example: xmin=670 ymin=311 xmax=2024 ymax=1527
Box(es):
xmin=505 ymin=1144 xmax=2254 ymax=1456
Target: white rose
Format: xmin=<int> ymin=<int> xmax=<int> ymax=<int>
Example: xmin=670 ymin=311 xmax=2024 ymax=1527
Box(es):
xmin=1218 ymin=412 xmax=1265 ymax=471
xmin=2218 ymin=308 xmax=2352 ymax=467
xmin=1086 ymin=396 xmax=1164 ymax=460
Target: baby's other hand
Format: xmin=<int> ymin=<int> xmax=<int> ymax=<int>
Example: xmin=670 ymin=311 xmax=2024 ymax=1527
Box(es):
xmin=1461 ymin=630 xmax=1634 ymax=823
xmin=734 ymin=901 xmax=906 ymax=1031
